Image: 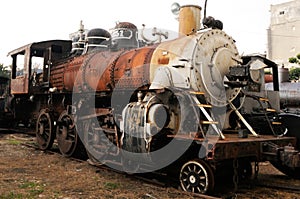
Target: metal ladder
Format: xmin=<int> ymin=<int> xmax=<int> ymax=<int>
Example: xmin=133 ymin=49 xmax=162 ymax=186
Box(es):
xmin=189 ymin=91 xmax=226 ymax=140
xmin=189 ymin=90 xmax=264 ymax=139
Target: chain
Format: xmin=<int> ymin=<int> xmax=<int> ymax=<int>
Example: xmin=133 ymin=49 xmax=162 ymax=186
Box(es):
xmin=254 ymin=161 xmax=259 ymax=179
xmin=233 ymin=158 xmax=239 ymax=192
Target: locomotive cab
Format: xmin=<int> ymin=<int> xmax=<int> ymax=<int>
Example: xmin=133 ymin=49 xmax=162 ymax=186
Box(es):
xmin=8 ymin=40 xmax=72 ymax=94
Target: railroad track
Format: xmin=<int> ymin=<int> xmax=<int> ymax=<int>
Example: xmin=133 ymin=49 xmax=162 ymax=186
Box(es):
xmin=254 ymin=176 xmax=300 ymax=193
xmin=20 ymin=141 xmax=222 ymax=199
xmin=9 ymin=132 xmax=300 ymax=199
xmin=0 ymin=127 xmax=36 ymax=135
xmin=255 ymin=181 xmax=300 ymax=193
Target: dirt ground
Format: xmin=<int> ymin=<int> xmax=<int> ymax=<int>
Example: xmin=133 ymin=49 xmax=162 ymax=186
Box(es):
xmin=0 ymin=131 xmax=299 ymax=199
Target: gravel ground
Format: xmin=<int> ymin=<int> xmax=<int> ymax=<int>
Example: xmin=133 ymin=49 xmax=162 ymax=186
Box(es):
xmin=0 ymin=132 xmax=299 ymax=199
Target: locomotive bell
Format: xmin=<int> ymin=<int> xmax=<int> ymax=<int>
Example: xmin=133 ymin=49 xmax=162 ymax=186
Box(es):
xmin=178 ymin=5 xmax=201 ymax=36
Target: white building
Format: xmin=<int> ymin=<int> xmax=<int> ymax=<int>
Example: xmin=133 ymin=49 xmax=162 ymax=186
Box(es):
xmin=267 ymin=0 xmax=300 ymax=68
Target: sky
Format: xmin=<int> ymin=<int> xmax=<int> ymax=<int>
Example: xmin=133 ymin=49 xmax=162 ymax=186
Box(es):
xmin=0 ymin=0 xmax=289 ymax=66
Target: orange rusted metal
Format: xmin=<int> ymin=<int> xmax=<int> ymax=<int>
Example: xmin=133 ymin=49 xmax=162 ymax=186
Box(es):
xmin=112 ymin=46 xmax=155 ymax=89
xmin=178 ymin=5 xmax=201 ymax=36
xmin=61 ymin=56 xmax=85 ymax=91
xmin=81 ymin=50 xmax=125 ymax=91
xmin=11 ymin=76 xmax=29 ymax=94
xmin=76 ymin=46 xmax=156 ymax=92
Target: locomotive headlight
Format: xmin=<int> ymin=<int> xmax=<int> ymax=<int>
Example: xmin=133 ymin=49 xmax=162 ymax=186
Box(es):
xmin=148 ymin=104 xmax=169 ymax=132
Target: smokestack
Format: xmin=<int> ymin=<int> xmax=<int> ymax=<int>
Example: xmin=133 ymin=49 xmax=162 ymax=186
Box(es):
xmin=179 ymin=5 xmax=201 ymax=36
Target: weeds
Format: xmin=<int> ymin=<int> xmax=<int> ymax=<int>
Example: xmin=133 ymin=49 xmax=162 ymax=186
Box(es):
xmin=104 ymin=182 xmax=119 ymax=189
xmin=7 ymin=139 xmax=21 ymax=145
xmin=18 ymin=181 xmax=44 ymax=197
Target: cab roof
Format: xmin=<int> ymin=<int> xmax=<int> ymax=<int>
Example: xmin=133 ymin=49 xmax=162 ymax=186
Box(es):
xmin=7 ymin=40 xmax=72 ymax=57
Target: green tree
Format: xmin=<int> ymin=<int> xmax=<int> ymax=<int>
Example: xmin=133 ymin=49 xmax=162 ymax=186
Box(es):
xmin=288 ymin=53 xmax=300 ymax=81
xmin=289 ymin=53 xmax=300 ymax=64
xmin=289 ymin=68 xmax=300 ymax=81
xmin=288 ymin=57 xmax=298 ymax=64
xmin=0 ymin=63 xmax=10 ymax=78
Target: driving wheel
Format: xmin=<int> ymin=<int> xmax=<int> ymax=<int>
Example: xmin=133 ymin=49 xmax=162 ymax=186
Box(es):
xmin=36 ymin=109 xmax=55 ymax=150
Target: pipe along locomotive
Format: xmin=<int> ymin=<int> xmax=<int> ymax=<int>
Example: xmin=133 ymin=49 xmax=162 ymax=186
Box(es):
xmin=1 ymin=4 xmax=300 ymax=194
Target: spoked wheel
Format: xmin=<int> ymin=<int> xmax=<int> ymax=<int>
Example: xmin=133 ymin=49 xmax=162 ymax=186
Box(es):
xmin=56 ymin=111 xmax=86 ymax=159
xmin=36 ymin=109 xmax=55 ymax=150
xmin=81 ymin=119 xmax=112 ymax=165
xmin=179 ymin=159 xmax=215 ymax=194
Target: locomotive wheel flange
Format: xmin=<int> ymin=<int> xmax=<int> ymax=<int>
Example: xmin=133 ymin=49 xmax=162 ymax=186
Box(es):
xmin=56 ymin=111 xmax=86 ymax=158
xmin=36 ymin=109 xmax=55 ymax=150
xmin=179 ymin=159 xmax=215 ymax=194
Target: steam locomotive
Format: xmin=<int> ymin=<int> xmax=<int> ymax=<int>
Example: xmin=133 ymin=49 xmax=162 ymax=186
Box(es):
xmin=2 ymin=3 xmax=300 ymax=194
xmin=0 ymin=76 xmax=10 ymax=125
xmin=265 ymin=67 xmax=300 ymax=151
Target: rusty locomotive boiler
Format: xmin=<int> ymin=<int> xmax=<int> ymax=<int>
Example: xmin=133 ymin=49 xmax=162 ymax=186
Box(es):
xmin=3 ymin=3 xmax=300 ymax=194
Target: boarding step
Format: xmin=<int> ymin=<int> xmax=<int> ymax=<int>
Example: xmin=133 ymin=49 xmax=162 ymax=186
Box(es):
xmin=190 ymin=95 xmax=225 ymax=139
xmin=259 ymin=97 xmax=269 ymax=102
xmin=189 ymin=91 xmax=205 ymax=95
xmin=197 ymin=104 xmax=212 ymax=108
xmin=272 ymin=121 xmax=282 ymax=125
xmin=266 ymin=108 xmax=276 ymax=112
xmin=201 ymin=120 xmax=218 ymax=125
